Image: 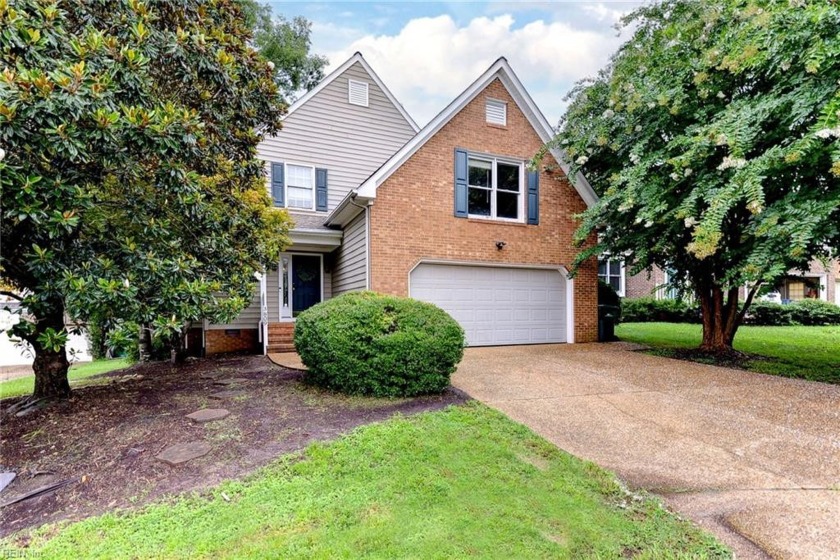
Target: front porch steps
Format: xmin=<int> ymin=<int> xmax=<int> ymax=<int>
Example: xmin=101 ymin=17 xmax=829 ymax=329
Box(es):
xmin=267 ymin=323 xmax=295 ymax=353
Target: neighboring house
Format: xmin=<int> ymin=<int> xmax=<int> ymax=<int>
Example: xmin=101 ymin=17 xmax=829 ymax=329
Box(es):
xmin=201 ymin=53 xmax=599 ymax=355
xmin=0 ymin=299 xmax=92 ymax=372
xmin=763 ymin=260 xmax=840 ymax=304
xmin=607 ymin=259 xmax=840 ymax=304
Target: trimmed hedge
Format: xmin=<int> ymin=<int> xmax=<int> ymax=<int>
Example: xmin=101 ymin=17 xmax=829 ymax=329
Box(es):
xmin=622 ymin=297 xmax=840 ymax=326
xmin=620 ymin=297 xmax=699 ymax=323
xmin=745 ymin=299 xmax=840 ymax=326
xmin=294 ymin=291 xmax=465 ymax=397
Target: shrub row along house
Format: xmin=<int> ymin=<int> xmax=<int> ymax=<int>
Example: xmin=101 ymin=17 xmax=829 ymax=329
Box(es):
xmin=195 ymin=53 xmax=600 ymax=355
xmin=602 ymin=258 xmax=840 ymax=304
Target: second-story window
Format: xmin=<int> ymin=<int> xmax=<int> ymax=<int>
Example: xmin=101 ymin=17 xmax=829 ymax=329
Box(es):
xmin=467 ymin=157 xmax=522 ymax=221
xmin=270 ymin=162 xmax=328 ymax=212
xmin=286 ymin=164 xmax=314 ymax=209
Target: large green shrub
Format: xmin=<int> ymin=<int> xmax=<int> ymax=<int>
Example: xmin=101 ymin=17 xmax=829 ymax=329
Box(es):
xmin=620 ymin=297 xmax=699 ymax=323
xmin=745 ymin=301 xmax=796 ymax=326
xmin=791 ymin=300 xmax=840 ymax=326
xmin=294 ymin=292 xmax=465 ymax=397
xmin=746 ymin=300 xmax=840 ymax=326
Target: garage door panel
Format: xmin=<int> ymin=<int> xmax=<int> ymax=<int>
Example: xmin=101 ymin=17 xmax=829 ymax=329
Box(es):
xmin=494 ymin=309 xmax=513 ymax=322
xmin=531 ymin=308 xmax=547 ymax=322
xmin=410 ymin=264 xmax=566 ymax=346
xmin=475 ymin=309 xmax=494 ymax=322
xmin=513 ymin=289 xmax=531 ymax=302
xmin=514 ymin=309 xmax=531 ymax=321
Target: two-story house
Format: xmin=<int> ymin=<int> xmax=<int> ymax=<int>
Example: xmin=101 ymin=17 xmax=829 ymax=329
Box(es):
xmin=200 ymin=53 xmax=599 ymax=356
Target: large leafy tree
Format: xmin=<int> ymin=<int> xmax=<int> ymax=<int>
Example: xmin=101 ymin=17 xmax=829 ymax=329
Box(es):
xmin=240 ymin=0 xmax=327 ymax=102
xmin=557 ymin=0 xmax=840 ymax=351
xmin=0 ymin=0 xmax=291 ymax=401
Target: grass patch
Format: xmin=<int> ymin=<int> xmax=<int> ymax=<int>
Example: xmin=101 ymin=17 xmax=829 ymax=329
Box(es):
xmin=0 ymin=358 xmax=131 ymax=399
xmin=4 ymin=403 xmax=728 ymax=559
xmin=617 ymin=322 xmax=840 ymax=384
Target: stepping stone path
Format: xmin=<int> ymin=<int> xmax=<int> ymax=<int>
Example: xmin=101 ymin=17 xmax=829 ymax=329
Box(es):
xmin=0 ymin=472 xmax=16 ymax=494
xmin=155 ymin=442 xmax=213 ymax=466
xmin=186 ymin=408 xmax=230 ymax=423
xmin=209 ymin=390 xmax=248 ymax=400
xmin=213 ymin=377 xmax=248 ymax=386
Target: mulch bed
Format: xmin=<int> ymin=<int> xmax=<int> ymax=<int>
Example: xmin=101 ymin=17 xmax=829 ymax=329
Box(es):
xmin=642 ymin=347 xmax=770 ymax=370
xmin=0 ymin=355 xmax=467 ymax=538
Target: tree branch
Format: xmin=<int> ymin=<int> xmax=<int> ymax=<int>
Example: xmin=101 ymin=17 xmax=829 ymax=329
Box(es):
xmin=737 ymin=282 xmax=761 ymax=326
xmin=0 ymin=291 xmax=23 ymax=301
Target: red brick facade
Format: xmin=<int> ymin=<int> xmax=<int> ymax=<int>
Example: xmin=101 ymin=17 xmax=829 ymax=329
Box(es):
xmin=368 ymin=79 xmax=598 ymax=343
xmin=625 ymin=266 xmax=669 ymax=299
xmin=205 ymin=328 xmax=259 ymax=355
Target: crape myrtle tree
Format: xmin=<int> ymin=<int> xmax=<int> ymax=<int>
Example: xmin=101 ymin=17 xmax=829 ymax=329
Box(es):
xmin=556 ymin=0 xmax=840 ymax=351
xmin=0 ymin=0 xmax=292 ymax=401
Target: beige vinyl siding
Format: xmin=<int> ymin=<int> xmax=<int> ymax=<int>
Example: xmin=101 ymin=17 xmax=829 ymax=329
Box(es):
xmin=258 ymin=62 xmax=416 ymax=212
xmin=332 ymin=210 xmax=367 ymax=295
xmin=266 ymin=267 xmax=280 ymax=322
xmin=324 ymin=270 xmax=333 ymax=300
xmin=206 ymin=284 xmax=260 ymax=329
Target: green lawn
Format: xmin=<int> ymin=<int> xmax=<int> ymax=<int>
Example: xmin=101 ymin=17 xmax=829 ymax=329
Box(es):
xmin=0 ymin=358 xmax=131 ymax=399
xmin=617 ymin=323 xmax=840 ymax=383
xmin=5 ymin=404 xmax=728 ymax=559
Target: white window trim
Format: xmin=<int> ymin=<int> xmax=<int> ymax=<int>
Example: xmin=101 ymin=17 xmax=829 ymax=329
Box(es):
xmin=598 ymin=256 xmax=625 ymax=297
xmin=284 ymin=162 xmax=316 ymax=212
xmin=486 ymin=98 xmax=507 ymax=126
xmin=467 ymin=155 xmax=525 ymax=223
xmin=348 ymin=79 xmax=369 ymax=107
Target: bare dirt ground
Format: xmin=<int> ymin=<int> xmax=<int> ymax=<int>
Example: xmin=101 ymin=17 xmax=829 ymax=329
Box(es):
xmin=0 ymin=355 xmax=466 ymax=539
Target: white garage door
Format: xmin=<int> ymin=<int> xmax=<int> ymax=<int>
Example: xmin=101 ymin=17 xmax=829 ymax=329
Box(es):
xmin=410 ymin=263 xmax=567 ymax=346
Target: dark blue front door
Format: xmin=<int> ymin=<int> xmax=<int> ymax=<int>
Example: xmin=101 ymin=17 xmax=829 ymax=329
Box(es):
xmin=292 ymin=255 xmax=321 ymax=316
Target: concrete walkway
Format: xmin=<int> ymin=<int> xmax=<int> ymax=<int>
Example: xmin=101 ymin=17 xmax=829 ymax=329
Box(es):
xmin=453 ymin=343 xmax=840 ymax=560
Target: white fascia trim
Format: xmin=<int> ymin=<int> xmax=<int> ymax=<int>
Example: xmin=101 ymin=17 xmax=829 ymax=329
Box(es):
xmin=283 ymin=53 xmax=419 ymax=133
xmin=324 ymin=190 xmax=373 ymax=227
xmin=356 ymin=57 xmax=599 ymax=208
xmin=288 ymin=228 xmax=343 ymax=249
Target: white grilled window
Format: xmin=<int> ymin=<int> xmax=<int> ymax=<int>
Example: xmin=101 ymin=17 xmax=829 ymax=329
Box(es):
xmin=486 ymin=98 xmax=507 ymax=125
xmin=286 ymin=164 xmax=314 ymax=209
xmin=348 ymin=79 xmax=369 ymax=107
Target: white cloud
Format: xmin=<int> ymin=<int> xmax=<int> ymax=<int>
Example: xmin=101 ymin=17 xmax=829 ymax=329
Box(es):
xmin=320 ymin=14 xmax=625 ymax=126
xmin=580 ymin=3 xmax=633 ymax=23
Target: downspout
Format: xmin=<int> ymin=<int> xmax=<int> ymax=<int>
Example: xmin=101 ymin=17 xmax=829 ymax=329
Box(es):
xmin=347 ymin=192 xmax=372 ymax=290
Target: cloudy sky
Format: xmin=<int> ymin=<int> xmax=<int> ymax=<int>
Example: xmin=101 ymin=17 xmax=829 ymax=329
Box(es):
xmin=268 ymin=2 xmax=642 ymax=127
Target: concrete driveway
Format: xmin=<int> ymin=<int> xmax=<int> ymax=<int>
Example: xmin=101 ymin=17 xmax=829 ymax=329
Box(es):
xmin=452 ymin=343 xmax=840 ymax=560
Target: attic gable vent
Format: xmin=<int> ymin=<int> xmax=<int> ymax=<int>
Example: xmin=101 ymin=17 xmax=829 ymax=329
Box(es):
xmin=348 ymin=79 xmax=369 ymax=107
xmin=486 ymin=98 xmax=507 ymax=126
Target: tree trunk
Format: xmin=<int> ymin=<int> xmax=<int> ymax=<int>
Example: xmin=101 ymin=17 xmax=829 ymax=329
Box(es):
xmin=697 ymin=285 xmax=742 ymax=352
xmin=32 ymin=346 xmax=71 ymax=400
xmin=138 ymin=323 xmax=153 ymax=362
xmin=30 ymin=305 xmax=71 ymax=400
xmin=170 ymin=328 xmax=187 ymax=364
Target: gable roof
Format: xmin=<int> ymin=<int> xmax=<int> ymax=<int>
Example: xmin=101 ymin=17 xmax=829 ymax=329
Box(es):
xmin=284 ymin=52 xmax=420 ymax=133
xmin=354 ymin=57 xmax=598 ymax=207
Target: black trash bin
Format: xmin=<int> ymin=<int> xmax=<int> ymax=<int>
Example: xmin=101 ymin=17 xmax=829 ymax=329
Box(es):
xmin=598 ymin=304 xmax=620 ymax=342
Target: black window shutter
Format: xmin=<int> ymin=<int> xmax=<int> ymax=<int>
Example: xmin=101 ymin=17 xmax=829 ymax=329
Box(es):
xmin=271 ymin=163 xmax=285 ymax=207
xmin=454 ymin=149 xmax=468 ymax=217
xmin=315 ymin=168 xmax=328 ymax=212
xmin=527 ymin=169 xmax=539 ymax=225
